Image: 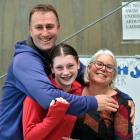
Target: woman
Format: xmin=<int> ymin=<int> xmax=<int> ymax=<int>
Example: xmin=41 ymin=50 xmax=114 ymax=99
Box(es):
xmin=69 ymin=49 xmax=133 ymax=140
xmin=22 ymin=43 xmax=82 ymax=140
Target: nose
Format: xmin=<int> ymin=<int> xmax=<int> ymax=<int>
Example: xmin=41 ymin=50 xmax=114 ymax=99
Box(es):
xmin=101 ymin=65 xmax=106 ymax=71
xmin=42 ymin=27 xmax=49 ymax=36
xmin=63 ymin=67 xmax=69 ymax=75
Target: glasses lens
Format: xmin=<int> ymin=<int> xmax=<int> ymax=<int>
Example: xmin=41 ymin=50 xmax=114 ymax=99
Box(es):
xmin=94 ymin=61 xmax=104 ymax=69
xmin=94 ymin=61 xmax=114 ymax=72
xmin=106 ymin=65 xmax=114 ymax=72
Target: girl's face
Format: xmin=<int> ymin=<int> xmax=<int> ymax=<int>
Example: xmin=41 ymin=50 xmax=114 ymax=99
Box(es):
xmin=51 ymin=55 xmax=80 ymax=88
xmin=88 ymin=54 xmax=115 ymax=86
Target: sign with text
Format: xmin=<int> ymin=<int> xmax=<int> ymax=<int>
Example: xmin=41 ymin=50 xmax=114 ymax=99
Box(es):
xmin=80 ymin=56 xmax=140 ymax=139
xmin=122 ymin=2 xmax=140 ymax=40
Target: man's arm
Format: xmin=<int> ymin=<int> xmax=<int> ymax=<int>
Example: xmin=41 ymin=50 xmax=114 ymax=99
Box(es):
xmin=13 ymin=53 xmax=97 ymax=116
xmin=13 ymin=53 xmax=119 ymax=115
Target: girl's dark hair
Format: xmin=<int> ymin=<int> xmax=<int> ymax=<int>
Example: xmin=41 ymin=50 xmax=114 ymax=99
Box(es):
xmin=49 ymin=43 xmax=79 ymax=65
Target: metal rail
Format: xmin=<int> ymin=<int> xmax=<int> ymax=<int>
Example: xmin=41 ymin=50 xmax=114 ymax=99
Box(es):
xmin=58 ymin=0 xmax=136 ymax=44
xmin=0 ymin=0 xmax=136 ymax=79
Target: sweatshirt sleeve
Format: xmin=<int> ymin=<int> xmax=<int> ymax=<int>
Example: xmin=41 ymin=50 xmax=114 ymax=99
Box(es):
xmin=13 ymin=52 xmax=97 ymax=116
xmin=23 ymin=97 xmax=69 ymax=140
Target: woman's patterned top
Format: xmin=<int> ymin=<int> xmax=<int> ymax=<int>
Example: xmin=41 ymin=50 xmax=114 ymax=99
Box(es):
xmin=71 ymin=89 xmax=133 ymax=140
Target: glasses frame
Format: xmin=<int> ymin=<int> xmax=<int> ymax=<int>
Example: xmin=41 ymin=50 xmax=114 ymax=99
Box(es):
xmin=91 ymin=61 xmax=115 ymax=73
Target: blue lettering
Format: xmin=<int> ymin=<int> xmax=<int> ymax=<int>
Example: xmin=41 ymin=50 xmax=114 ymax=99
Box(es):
xmin=130 ymin=66 xmax=140 ymax=78
xmin=117 ymin=66 xmax=128 ymax=75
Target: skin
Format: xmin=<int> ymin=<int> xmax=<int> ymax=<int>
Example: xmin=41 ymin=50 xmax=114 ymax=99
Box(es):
xmin=29 ymin=11 xmax=60 ymax=52
xmin=88 ymin=55 xmax=115 ymax=90
xmin=86 ymin=55 xmax=116 ymax=95
xmin=51 ymin=55 xmax=80 ymax=92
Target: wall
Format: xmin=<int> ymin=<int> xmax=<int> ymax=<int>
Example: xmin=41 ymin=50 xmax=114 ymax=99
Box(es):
xmin=0 ymin=0 xmax=140 ymax=78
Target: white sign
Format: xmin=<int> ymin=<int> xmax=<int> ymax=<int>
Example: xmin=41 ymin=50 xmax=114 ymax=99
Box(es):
xmin=122 ymin=2 xmax=140 ymax=40
xmin=80 ymin=56 xmax=140 ymax=139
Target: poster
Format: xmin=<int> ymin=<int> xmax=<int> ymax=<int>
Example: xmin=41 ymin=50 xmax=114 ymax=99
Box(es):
xmin=80 ymin=56 xmax=140 ymax=139
xmin=122 ymin=2 xmax=140 ymax=40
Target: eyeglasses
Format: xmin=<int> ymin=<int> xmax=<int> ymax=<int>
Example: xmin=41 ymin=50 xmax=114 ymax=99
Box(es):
xmin=91 ymin=61 xmax=115 ymax=73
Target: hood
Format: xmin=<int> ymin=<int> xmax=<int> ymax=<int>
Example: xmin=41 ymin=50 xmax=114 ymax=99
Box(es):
xmin=14 ymin=39 xmax=52 ymax=75
xmin=14 ymin=37 xmax=51 ymax=62
xmin=14 ymin=38 xmax=47 ymax=62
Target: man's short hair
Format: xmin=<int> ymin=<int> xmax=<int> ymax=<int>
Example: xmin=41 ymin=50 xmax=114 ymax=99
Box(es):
xmin=29 ymin=4 xmax=60 ymax=26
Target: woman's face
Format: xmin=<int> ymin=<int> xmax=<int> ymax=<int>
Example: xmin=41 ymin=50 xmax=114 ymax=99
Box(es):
xmin=88 ymin=54 xmax=115 ymax=86
xmin=51 ymin=55 xmax=80 ymax=88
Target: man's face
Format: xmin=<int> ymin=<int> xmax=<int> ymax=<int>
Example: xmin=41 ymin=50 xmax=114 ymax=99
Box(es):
xmin=29 ymin=11 xmax=60 ymax=52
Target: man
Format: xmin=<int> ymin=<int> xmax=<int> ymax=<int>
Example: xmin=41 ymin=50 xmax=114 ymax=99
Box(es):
xmin=0 ymin=4 xmax=134 ymax=140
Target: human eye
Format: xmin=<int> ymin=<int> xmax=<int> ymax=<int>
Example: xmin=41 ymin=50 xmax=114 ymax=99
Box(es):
xmin=56 ymin=66 xmax=63 ymax=71
xmin=67 ymin=64 xmax=74 ymax=69
xmin=96 ymin=61 xmax=103 ymax=67
xmin=46 ymin=24 xmax=54 ymax=30
xmin=34 ymin=25 xmax=43 ymax=30
xmin=106 ymin=65 xmax=114 ymax=71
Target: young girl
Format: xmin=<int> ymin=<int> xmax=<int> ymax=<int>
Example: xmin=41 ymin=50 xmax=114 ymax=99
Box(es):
xmin=22 ymin=43 xmax=82 ymax=140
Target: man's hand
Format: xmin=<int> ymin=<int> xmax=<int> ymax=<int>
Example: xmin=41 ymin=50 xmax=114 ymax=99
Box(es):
xmin=95 ymin=95 xmax=119 ymax=112
xmin=128 ymin=100 xmax=135 ymax=125
xmin=50 ymin=97 xmax=69 ymax=106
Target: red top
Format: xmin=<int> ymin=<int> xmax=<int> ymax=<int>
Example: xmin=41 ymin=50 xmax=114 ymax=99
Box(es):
xmin=22 ymin=76 xmax=82 ymax=140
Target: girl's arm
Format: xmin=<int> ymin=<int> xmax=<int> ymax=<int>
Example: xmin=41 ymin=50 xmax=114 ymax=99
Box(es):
xmin=23 ymin=97 xmax=69 ymax=140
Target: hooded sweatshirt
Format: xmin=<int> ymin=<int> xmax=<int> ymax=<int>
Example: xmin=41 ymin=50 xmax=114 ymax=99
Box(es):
xmin=0 ymin=38 xmax=98 ymax=140
xmin=23 ymin=76 xmax=82 ymax=140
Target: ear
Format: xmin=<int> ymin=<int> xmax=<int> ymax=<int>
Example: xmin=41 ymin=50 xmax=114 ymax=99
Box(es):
xmin=29 ymin=26 xmax=32 ymax=36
